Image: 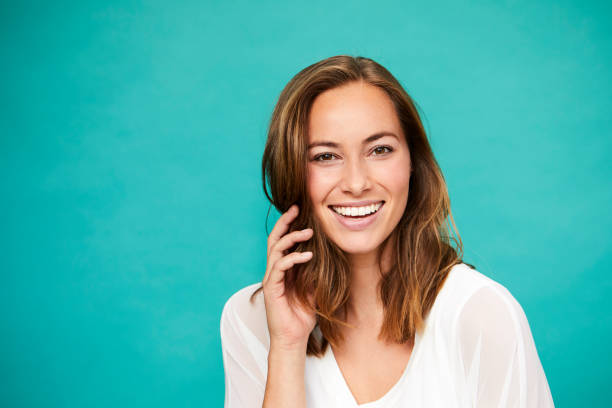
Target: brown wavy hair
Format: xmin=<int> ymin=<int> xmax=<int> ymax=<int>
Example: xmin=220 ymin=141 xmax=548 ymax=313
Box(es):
xmin=250 ymin=55 xmax=474 ymax=357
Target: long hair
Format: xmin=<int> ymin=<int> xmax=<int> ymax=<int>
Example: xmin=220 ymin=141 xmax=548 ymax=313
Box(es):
xmin=250 ymin=55 xmax=473 ymax=357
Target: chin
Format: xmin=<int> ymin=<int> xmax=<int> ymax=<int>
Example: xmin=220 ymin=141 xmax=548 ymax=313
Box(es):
xmin=329 ymin=233 xmax=382 ymax=255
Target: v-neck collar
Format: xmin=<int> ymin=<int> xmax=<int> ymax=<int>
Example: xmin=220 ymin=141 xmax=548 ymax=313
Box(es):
xmin=322 ymin=329 xmax=423 ymax=407
xmin=314 ymin=264 xmax=460 ymax=406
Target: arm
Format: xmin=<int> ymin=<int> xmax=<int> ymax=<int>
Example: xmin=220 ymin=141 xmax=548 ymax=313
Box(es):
xmin=221 ymin=205 xmax=313 ymax=407
xmin=260 ymin=204 xmax=314 ymax=407
xmin=263 ymin=341 xmax=307 ymax=408
xmin=220 ymin=286 xmax=310 ymax=408
xmin=456 ymin=285 xmax=555 ymax=407
xmin=221 ymin=300 xmax=308 ymax=408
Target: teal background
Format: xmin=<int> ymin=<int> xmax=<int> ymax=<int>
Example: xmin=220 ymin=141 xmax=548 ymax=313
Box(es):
xmin=2 ymin=0 xmax=610 ymax=406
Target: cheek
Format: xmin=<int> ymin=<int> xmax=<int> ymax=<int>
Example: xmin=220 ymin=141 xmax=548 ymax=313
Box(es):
xmin=307 ymin=166 xmax=335 ymax=205
xmin=392 ymin=170 xmax=411 ymax=197
xmin=376 ymin=155 xmax=411 ymax=196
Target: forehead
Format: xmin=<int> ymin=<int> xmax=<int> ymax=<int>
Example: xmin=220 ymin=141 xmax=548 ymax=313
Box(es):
xmin=308 ymin=82 xmax=403 ymax=143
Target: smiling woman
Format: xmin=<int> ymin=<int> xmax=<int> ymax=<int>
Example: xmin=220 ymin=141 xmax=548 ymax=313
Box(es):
xmin=220 ymin=55 xmax=555 ymax=407
xmin=306 ymin=83 xmax=411 ymax=256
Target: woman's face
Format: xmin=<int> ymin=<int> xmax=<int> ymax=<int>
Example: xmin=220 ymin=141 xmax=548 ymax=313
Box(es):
xmin=307 ymin=81 xmax=412 ymax=255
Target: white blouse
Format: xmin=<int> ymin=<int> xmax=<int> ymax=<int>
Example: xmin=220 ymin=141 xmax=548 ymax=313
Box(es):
xmin=220 ymin=263 xmax=555 ymax=407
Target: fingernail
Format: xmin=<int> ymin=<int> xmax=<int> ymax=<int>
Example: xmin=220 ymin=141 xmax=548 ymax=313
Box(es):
xmin=303 ymin=251 xmax=313 ymax=257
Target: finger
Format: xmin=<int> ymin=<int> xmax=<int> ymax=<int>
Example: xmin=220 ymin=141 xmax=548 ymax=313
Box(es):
xmin=267 ymin=204 xmax=298 ymax=254
xmin=264 ymin=226 xmax=307 ymax=284
xmin=267 ymin=205 xmax=299 ymax=255
xmin=268 ymin=228 xmax=313 ymax=269
xmin=266 ymin=251 xmax=313 ymax=286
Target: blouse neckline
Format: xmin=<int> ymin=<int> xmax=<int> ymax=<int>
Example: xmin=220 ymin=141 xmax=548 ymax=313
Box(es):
xmin=319 ymin=265 xmax=457 ymax=407
xmin=323 ymin=328 xmax=423 ymax=407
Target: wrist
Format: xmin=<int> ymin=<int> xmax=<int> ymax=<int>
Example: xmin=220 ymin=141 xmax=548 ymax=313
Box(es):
xmin=269 ymin=338 xmax=308 ymax=354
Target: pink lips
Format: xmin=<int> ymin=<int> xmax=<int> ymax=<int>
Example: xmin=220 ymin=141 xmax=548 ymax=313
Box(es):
xmin=329 ymin=202 xmax=384 ymax=231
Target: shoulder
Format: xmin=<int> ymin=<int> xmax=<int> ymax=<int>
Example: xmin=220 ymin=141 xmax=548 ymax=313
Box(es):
xmin=440 ymin=266 xmax=554 ymax=406
xmin=432 ymin=263 xmax=527 ymax=335
xmin=220 ymin=283 xmax=270 ymax=391
xmin=220 ymin=282 xmax=270 ymax=350
xmin=221 ymin=282 xmax=264 ymax=318
xmin=440 ymin=262 xmax=512 ymax=299
xmin=437 ymin=262 xmax=521 ymax=310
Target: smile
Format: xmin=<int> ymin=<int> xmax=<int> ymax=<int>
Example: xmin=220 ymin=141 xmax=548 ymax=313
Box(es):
xmin=330 ymin=201 xmax=383 ymax=217
xmin=327 ymin=201 xmax=385 ymax=231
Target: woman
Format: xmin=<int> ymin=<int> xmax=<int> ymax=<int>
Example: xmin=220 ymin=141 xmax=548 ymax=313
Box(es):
xmin=220 ymin=55 xmax=554 ymax=407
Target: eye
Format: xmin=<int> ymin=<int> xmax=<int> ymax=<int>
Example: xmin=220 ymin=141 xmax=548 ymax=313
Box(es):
xmin=312 ymin=152 xmax=337 ymax=161
xmin=372 ymin=145 xmax=393 ymax=155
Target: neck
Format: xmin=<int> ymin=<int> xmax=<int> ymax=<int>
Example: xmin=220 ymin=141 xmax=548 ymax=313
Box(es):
xmin=345 ymin=238 xmax=394 ymax=325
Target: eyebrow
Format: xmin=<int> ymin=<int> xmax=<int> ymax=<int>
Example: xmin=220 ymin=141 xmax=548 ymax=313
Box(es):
xmin=307 ymin=132 xmax=399 ymax=149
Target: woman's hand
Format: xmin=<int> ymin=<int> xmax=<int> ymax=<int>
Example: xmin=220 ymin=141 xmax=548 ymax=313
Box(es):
xmin=262 ymin=204 xmax=316 ymax=350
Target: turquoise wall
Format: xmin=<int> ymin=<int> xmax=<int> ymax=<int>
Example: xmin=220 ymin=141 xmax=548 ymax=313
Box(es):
xmin=2 ymin=0 xmax=610 ymax=406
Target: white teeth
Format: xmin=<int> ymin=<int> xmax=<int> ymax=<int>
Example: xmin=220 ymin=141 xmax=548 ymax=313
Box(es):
xmin=331 ymin=202 xmax=383 ymax=217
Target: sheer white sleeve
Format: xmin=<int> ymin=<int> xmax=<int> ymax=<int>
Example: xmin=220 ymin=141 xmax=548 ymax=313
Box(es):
xmin=457 ymin=284 xmax=555 ymax=407
xmin=220 ymin=284 xmax=270 ymax=408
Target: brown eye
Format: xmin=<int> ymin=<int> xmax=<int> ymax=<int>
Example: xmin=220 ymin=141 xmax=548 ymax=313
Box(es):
xmin=372 ymin=145 xmax=393 ymax=155
xmin=314 ymin=153 xmax=336 ymax=161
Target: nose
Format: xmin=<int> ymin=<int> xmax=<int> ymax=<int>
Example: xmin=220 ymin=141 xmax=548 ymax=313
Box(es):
xmin=340 ymin=157 xmax=371 ymax=195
